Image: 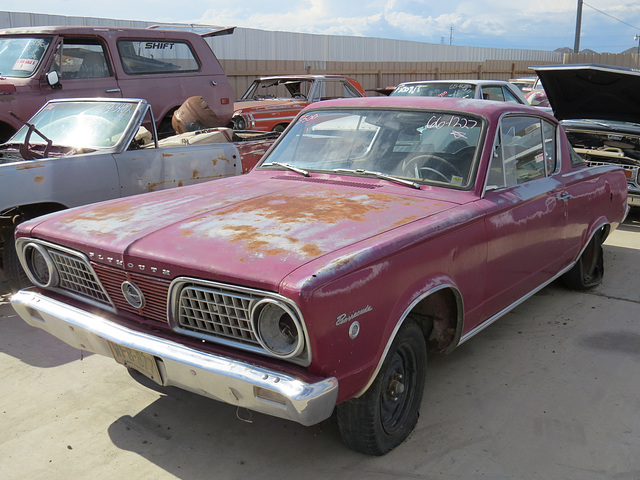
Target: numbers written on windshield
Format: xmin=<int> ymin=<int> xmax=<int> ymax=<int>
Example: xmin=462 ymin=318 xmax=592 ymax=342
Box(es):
xmin=426 ymin=115 xmax=478 ymax=130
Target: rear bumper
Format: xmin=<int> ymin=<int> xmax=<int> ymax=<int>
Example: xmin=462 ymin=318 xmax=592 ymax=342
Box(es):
xmin=11 ymin=289 xmax=338 ymax=426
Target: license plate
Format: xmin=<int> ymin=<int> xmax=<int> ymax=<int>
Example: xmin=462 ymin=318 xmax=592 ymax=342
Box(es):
xmin=108 ymin=342 xmax=162 ymax=384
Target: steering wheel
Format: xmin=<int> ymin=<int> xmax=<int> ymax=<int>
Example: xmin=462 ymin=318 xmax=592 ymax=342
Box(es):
xmin=292 ymin=93 xmax=307 ymax=100
xmin=403 ymin=154 xmax=462 ymax=181
xmin=19 ymin=125 xmax=52 ymax=160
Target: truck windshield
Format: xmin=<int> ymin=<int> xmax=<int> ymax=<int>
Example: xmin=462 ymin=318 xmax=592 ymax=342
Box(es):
xmin=0 ymin=37 xmax=52 ymax=78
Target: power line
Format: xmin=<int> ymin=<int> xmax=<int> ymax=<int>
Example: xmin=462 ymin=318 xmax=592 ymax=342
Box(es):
xmin=583 ymin=2 xmax=640 ymax=31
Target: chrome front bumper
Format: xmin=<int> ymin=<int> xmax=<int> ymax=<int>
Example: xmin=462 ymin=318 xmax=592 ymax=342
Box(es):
xmin=11 ymin=289 xmax=338 ymax=426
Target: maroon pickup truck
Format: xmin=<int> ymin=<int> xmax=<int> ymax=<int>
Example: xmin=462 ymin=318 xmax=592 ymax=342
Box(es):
xmin=0 ymin=25 xmax=235 ymax=141
xmin=11 ymin=96 xmax=628 ymax=455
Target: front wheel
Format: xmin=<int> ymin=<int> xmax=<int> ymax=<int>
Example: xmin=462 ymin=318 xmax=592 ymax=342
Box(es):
xmin=2 ymin=230 xmax=32 ymax=292
xmin=561 ymin=228 xmax=605 ymax=290
xmin=336 ymin=320 xmax=427 ymax=456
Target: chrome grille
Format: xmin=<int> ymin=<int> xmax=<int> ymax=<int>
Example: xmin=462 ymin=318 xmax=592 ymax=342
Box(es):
xmin=47 ymin=249 xmax=111 ymax=306
xmin=176 ymin=285 xmax=259 ymax=346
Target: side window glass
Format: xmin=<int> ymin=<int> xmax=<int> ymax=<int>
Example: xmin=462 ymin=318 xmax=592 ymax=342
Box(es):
xmin=542 ymin=120 xmax=557 ymax=174
xmin=487 ymin=128 xmax=507 ymax=189
xmin=59 ymin=39 xmax=111 ymax=79
xmin=503 ymin=87 xmax=522 ymax=104
xmin=481 ymin=87 xmax=505 ymax=101
xmin=117 ymin=40 xmax=200 ymax=74
xmin=487 ymin=116 xmax=548 ymax=190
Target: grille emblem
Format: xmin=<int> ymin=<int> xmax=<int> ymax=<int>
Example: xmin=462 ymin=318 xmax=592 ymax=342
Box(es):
xmin=121 ymin=281 xmax=145 ymax=309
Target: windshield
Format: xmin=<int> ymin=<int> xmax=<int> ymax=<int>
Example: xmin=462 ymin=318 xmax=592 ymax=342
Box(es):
xmin=0 ymin=37 xmax=52 ymax=78
xmin=391 ymin=83 xmax=478 ymax=99
xmin=259 ymin=108 xmax=484 ymax=188
xmin=10 ymin=101 xmax=139 ymax=149
xmin=242 ymin=79 xmax=313 ymax=100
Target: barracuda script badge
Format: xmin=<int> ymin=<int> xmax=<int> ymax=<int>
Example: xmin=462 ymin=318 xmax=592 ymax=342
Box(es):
xmin=336 ymin=305 xmax=372 ymax=326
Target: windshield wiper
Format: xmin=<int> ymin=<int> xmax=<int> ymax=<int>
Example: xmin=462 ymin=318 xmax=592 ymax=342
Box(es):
xmin=262 ymin=162 xmax=310 ymax=177
xmin=333 ymin=168 xmax=421 ymax=189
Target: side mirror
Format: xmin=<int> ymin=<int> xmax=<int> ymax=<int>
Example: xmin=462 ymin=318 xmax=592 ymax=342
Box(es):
xmin=46 ymin=71 xmax=61 ymax=89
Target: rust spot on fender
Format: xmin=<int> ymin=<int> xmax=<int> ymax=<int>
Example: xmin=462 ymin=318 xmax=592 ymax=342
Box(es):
xmin=162 ymin=153 xmax=173 ymax=158
xmin=192 ymin=168 xmax=200 ymax=178
xmin=33 ymin=176 xmax=45 ymax=183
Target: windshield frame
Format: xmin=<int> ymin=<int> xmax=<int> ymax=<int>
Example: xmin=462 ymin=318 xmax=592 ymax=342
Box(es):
xmin=258 ymin=106 xmax=487 ymax=190
xmin=8 ymin=98 xmax=149 ymax=152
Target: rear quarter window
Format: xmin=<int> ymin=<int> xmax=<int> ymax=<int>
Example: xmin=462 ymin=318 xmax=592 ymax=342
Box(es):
xmin=117 ymin=40 xmax=200 ymax=74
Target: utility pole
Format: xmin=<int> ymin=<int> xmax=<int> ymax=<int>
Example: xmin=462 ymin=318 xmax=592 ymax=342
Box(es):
xmin=574 ymin=0 xmax=583 ymax=53
xmin=450 ymin=26 xmax=453 ymax=46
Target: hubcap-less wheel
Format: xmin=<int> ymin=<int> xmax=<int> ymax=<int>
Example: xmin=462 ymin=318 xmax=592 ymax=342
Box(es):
xmin=561 ymin=227 xmax=605 ymax=290
xmin=336 ymin=320 xmax=427 ymax=456
xmin=381 ymin=347 xmax=418 ymax=435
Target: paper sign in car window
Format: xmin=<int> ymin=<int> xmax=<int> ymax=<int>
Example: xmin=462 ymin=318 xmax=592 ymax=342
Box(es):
xmin=13 ymin=58 xmax=38 ymax=72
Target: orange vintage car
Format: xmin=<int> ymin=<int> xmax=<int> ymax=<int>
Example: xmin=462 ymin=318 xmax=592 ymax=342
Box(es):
xmin=231 ymin=74 xmax=365 ymax=132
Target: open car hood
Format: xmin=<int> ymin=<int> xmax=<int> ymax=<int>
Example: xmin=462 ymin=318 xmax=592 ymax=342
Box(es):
xmin=532 ymin=64 xmax=640 ymax=124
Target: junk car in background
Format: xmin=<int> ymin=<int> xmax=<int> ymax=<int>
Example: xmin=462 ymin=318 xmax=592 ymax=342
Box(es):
xmin=533 ymin=64 xmax=640 ymax=207
xmin=0 ymin=97 xmax=277 ymax=289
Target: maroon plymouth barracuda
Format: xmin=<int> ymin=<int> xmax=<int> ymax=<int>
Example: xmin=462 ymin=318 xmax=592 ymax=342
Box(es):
xmin=10 ymin=97 xmax=628 ymax=455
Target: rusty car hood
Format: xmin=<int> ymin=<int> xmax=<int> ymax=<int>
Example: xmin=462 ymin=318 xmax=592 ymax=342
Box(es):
xmin=23 ymin=172 xmax=463 ymax=290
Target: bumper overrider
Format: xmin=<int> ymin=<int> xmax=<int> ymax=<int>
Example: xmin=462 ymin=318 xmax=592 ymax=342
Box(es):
xmin=11 ymin=289 xmax=338 ymax=426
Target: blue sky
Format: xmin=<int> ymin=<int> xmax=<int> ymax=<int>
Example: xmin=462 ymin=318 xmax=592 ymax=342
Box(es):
xmin=5 ymin=1 xmax=640 ymax=52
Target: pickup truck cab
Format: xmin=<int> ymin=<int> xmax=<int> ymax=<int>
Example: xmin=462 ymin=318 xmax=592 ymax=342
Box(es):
xmin=0 ymin=25 xmax=235 ymax=141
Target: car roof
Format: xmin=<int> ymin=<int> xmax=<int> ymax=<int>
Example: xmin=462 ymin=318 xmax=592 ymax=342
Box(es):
xmin=532 ymin=63 xmax=640 ymax=124
xmin=303 ymin=95 xmax=552 ymax=119
xmin=255 ymin=75 xmax=350 ymax=81
xmin=397 ymin=79 xmax=516 ymax=86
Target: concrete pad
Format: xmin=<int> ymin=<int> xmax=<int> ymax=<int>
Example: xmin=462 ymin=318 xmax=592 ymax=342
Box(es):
xmin=1 ymin=209 xmax=639 ymax=479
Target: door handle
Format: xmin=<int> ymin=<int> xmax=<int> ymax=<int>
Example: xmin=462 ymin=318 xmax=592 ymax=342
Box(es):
xmin=557 ymin=193 xmax=571 ymax=203
xmin=105 ymin=88 xmax=122 ymax=93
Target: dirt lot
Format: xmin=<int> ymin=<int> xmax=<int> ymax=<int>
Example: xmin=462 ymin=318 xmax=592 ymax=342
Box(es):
xmin=1 ymin=210 xmax=639 ymax=480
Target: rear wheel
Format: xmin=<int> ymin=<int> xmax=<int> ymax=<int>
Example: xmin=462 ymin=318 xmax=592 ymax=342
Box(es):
xmin=561 ymin=228 xmax=605 ymax=290
xmin=336 ymin=320 xmax=427 ymax=455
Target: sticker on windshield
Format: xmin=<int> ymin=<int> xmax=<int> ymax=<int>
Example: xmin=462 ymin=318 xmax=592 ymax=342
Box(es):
xmin=13 ymin=58 xmax=38 ymax=72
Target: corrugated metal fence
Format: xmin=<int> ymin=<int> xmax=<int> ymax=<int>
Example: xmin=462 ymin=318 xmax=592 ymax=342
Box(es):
xmin=4 ymin=10 xmax=640 ymax=98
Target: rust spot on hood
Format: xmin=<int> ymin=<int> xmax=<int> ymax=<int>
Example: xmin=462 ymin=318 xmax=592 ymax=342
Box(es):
xmin=232 ymin=191 xmax=396 ymax=224
xmin=33 ymin=176 xmax=45 ymax=183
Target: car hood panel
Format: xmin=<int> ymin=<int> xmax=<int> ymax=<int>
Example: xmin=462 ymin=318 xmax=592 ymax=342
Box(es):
xmin=25 ymin=173 xmax=459 ymax=290
xmin=532 ymin=64 xmax=640 ymax=123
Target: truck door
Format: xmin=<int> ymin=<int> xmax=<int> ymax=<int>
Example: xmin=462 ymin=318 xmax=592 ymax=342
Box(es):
xmin=44 ymin=37 xmax=122 ymax=102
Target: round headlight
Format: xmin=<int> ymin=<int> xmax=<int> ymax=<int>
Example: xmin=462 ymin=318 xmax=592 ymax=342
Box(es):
xmin=23 ymin=243 xmax=58 ymax=288
xmin=233 ymin=115 xmax=247 ymax=130
xmin=253 ymin=299 xmax=304 ymax=358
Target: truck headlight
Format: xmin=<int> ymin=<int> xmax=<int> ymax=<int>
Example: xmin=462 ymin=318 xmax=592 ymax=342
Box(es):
xmin=23 ymin=243 xmax=58 ymax=288
xmin=252 ymin=299 xmax=304 ymax=358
